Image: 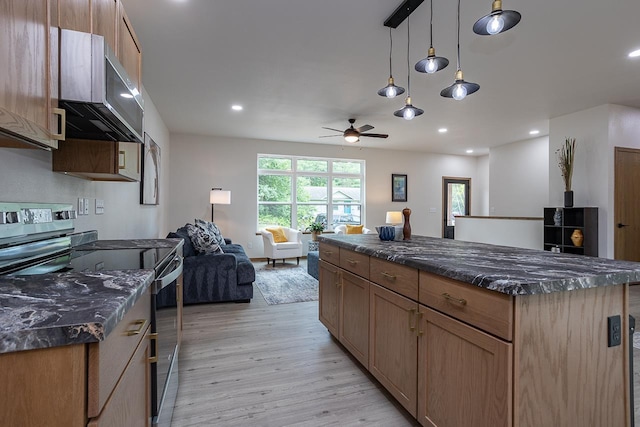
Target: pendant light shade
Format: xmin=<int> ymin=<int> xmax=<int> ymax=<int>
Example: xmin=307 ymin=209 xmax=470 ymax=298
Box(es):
xmin=378 ymin=28 xmax=405 ymax=98
xmin=415 ymin=0 xmax=449 ymax=74
xmin=441 ymin=0 xmax=479 ymax=101
xmin=473 ymin=0 xmax=521 ymax=35
xmin=394 ymin=12 xmax=423 ymax=120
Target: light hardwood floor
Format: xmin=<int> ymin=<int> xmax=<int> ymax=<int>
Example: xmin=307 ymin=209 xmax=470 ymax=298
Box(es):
xmin=171 ymin=277 xmax=418 ymax=426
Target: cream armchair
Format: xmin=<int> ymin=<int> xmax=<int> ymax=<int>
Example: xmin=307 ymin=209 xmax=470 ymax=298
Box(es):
xmin=334 ymin=225 xmax=373 ymax=235
xmin=260 ymin=227 xmax=303 ymax=267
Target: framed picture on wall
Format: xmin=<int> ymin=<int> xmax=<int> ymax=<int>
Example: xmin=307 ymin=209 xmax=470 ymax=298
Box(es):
xmin=392 ymin=174 xmax=407 ymax=202
xmin=140 ymin=133 xmax=161 ymax=205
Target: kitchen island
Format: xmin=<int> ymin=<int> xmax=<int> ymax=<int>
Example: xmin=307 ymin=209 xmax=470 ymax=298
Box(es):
xmin=318 ymin=234 xmax=640 ymax=427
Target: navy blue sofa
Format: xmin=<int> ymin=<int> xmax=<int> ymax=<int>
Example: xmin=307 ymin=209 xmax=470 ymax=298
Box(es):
xmin=166 ymin=225 xmax=255 ymax=304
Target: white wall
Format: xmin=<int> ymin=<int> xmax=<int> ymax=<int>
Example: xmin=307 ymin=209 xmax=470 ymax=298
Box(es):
xmin=549 ymin=104 xmax=640 ymax=258
xmin=474 ymin=155 xmax=490 ymax=216
xmin=455 ymin=217 xmax=543 ymax=250
xmin=167 ymin=134 xmax=482 ymax=258
xmin=0 ymin=89 xmax=171 ymax=239
xmin=489 ymin=136 xmax=549 ymax=217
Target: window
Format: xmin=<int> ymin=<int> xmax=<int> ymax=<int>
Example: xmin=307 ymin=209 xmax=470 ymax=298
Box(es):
xmin=258 ymin=155 xmax=365 ymax=231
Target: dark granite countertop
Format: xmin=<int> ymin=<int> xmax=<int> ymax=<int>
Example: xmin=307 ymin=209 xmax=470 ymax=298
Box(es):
xmin=0 ymin=238 xmax=182 ymax=354
xmin=318 ymin=234 xmax=640 ymax=295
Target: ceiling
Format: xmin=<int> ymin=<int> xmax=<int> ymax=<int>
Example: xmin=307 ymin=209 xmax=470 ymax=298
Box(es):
xmin=120 ymin=0 xmax=640 ymax=155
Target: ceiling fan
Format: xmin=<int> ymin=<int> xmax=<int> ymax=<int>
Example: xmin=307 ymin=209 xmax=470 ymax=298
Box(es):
xmin=320 ymin=119 xmax=389 ymax=143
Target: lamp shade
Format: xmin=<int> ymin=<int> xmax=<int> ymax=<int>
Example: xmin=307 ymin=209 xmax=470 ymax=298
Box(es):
xmin=210 ymin=188 xmax=231 ymax=204
xmin=386 ymin=211 xmax=403 ymax=225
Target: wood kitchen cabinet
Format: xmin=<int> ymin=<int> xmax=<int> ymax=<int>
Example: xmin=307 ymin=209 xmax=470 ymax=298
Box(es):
xmin=92 ymin=0 xmax=118 ymax=51
xmin=319 ymin=259 xmax=340 ymax=337
xmin=0 ymin=0 xmax=65 ymax=150
xmin=53 ymin=138 xmax=140 ymax=181
xmin=118 ymin=6 xmax=142 ymax=92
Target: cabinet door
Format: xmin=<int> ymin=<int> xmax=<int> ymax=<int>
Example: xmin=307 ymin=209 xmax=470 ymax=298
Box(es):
xmin=319 ymin=260 xmax=340 ymax=337
xmin=418 ymin=306 xmax=512 ymax=427
xmin=118 ymin=141 xmax=140 ymax=181
xmin=0 ymin=0 xmax=62 ymax=149
xmin=339 ymin=270 xmax=369 ymax=368
xmin=58 ymin=0 xmax=91 ymax=32
xmin=92 ymin=0 xmax=117 ymax=52
xmin=369 ymin=283 xmax=418 ymax=417
xmin=118 ymin=5 xmax=141 ymax=92
xmin=88 ymin=329 xmax=151 ymax=427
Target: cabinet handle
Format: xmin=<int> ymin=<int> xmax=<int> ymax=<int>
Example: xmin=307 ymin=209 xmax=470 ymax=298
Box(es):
xmin=442 ymin=293 xmax=467 ymax=306
xmin=417 ymin=312 xmax=424 ymax=336
xmin=323 ymin=250 xmax=333 ymax=256
xmin=51 ymin=108 xmax=66 ymax=141
xmin=408 ymin=308 xmax=416 ymax=331
xmin=148 ymin=332 xmax=159 ymax=363
xmin=381 ymin=272 xmax=397 ymax=280
xmin=125 ymin=319 xmax=147 ymax=336
xmin=346 ymin=259 xmax=358 ymax=265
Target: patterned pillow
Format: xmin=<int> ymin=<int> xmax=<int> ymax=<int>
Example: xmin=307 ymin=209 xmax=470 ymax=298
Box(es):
xmin=195 ymin=218 xmax=226 ymax=246
xmin=186 ymin=223 xmax=224 ymax=254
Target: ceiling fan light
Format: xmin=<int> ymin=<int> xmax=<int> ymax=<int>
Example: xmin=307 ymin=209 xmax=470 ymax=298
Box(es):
xmin=378 ymin=76 xmax=405 ymax=98
xmin=394 ymin=97 xmax=424 ymax=120
xmin=344 ymin=128 xmax=360 ymax=143
xmin=473 ymin=0 xmax=521 ymax=35
xmin=344 ymin=135 xmax=359 ymax=143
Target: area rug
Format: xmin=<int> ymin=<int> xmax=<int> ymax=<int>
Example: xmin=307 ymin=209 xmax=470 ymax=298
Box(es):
xmin=254 ymin=263 xmax=318 ymax=305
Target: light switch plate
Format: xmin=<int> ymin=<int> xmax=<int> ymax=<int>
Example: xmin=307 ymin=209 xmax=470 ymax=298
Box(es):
xmin=95 ymin=199 xmax=104 ymax=215
xmin=78 ymin=198 xmax=84 ymax=215
xmin=83 ymin=198 xmax=89 ymax=215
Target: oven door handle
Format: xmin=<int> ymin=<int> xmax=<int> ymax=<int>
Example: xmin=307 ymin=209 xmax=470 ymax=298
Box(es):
xmin=155 ymin=256 xmax=183 ymax=288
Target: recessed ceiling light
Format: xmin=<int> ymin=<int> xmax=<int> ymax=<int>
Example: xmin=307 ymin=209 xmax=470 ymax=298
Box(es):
xmin=529 ymin=130 xmax=540 ymax=135
xmin=466 ymin=149 xmax=474 ymax=154
xmin=231 ymin=105 xmax=243 ymax=111
xmin=629 ymin=49 xmax=640 ymax=58
xmin=438 ymin=128 xmax=448 ymax=133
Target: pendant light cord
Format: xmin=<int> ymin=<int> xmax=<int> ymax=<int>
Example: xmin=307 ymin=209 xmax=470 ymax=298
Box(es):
xmin=456 ymin=0 xmax=461 ymax=71
xmin=406 ymin=12 xmax=411 ymax=95
xmin=389 ymin=28 xmax=393 ymax=75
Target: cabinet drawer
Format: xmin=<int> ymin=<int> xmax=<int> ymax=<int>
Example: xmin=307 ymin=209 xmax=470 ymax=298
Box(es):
xmin=319 ymin=242 xmax=340 ymax=266
xmin=419 ymin=272 xmax=513 ymax=341
xmin=88 ymin=290 xmax=151 ymax=418
xmin=339 ymin=249 xmax=370 ymax=279
xmin=370 ymin=257 xmax=418 ymax=301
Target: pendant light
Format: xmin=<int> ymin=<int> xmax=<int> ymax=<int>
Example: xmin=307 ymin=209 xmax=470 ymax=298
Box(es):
xmin=440 ymin=0 xmax=479 ymax=101
xmin=394 ymin=13 xmax=423 ymax=120
xmin=378 ymin=28 xmax=405 ymax=98
xmin=415 ymin=0 xmax=449 ymax=74
xmin=473 ymin=0 xmax=521 ymax=35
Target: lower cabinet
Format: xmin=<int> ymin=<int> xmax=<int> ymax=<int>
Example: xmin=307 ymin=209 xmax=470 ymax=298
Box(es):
xmin=369 ymin=283 xmax=418 ymax=417
xmin=418 ymin=306 xmax=512 ymax=427
xmin=319 ymin=260 xmax=340 ymax=337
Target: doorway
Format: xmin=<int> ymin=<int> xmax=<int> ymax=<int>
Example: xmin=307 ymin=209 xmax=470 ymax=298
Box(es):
xmin=614 ymin=147 xmax=640 ymax=262
xmin=442 ymin=177 xmax=470 ymax=239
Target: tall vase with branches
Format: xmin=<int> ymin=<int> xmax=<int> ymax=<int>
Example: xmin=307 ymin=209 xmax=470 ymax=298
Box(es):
xmin=557 ymin=137 xmax=576 ymax=207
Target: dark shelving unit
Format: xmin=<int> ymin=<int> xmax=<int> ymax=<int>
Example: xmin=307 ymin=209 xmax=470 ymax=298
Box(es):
xmin=543 ymin=207 xmax=598 ymax=256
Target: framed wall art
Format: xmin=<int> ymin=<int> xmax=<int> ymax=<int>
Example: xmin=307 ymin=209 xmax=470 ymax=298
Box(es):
xmin=141 ymin=133 xmax=161 ymax=205
xmin=392 ymin=174 xmax=407 ymax=202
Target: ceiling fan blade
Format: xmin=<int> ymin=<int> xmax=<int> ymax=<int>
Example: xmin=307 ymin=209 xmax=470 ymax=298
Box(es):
xmin=356 ymin=124 xmax=374 ymax=133
xmin=319 ymin=135 xmax=341 ymax=138
xmin=360 ymin=133 xmax=389 ymax=138
xmin=322 ymin=127 xmax=345 ymax=133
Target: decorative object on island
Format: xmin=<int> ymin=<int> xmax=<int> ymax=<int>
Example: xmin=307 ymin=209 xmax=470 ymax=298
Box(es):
xmin=403 ymin=207 xmax=412 ymax=240
xmin=307 ymin=221 xmax=325 ymax=241
xmin=392 ymin=174 xmax=407 ymax=202
xmin=556 ymin=137 xmax=576 ymax=207
xmin=385 ymin=211 xmax=403 ymax=225
xmin=378 ymin=226 xmax=396 ymax=241
xmin=553 ymin=208 xmax=562 ymax=226
xmin=543 ymin=207 xmax=598 ymax=256
xmin=209 ymin=188 xmax=231 ymax=221
xmin=571 ymin=229 xmax=584 ymax=247
xmin=141 ymin=133 xmax=161 ymax=205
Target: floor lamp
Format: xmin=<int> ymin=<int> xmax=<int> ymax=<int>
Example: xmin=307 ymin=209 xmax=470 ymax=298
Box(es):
xmin=210 ymin=188 xmax=231 ymax=221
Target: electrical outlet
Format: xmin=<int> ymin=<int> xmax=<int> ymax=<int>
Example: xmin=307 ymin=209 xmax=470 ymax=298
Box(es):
xmin=78 ymin=198 xmax=84 ymax=215
xmin=608 ymin=315 xmax=622 ymax=347
xmin=83 ymin=198 xmax=89 ymax=215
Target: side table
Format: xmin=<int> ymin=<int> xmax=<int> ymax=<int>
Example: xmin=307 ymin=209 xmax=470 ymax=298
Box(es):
xmin=308 ymin=240 xmax=319 ymax=252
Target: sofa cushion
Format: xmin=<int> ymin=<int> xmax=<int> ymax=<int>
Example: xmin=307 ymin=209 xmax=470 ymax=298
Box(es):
xmin=167 ymin=226 xmax=196 ymax=258
xmin=224 ymin=244 xmax=256 ymax=284
xmin=187 ymin=223 xmax=224 ymax=254
xmin=195 ymin=218 xmax=226 ymax=246
xmin=265 ymin=227 xmax=288 ymax=242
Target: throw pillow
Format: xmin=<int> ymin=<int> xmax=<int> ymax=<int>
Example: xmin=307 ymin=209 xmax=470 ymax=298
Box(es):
xmin=265 ymin=227 xmax=288 ymax=243
xmin=195 ymin=218 xmax=226 ymax=246
xmin=186 ymin=223 xmax=224 ymax=254
xmin=345 ymin=224 xmax=364 ymax=234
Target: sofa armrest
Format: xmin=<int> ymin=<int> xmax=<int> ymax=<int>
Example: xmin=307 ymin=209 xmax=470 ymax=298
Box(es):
xmin=224 ymin=238 xmax=232 ymax=244
xmin=184 ymin=252 xmax=238 ymax=270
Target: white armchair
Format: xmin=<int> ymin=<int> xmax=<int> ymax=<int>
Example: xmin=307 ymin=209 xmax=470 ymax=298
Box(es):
xmin=260 ymin=227 xmax=303 ymax=267
xmin=334 ymin=225 xmax=374 ymax=235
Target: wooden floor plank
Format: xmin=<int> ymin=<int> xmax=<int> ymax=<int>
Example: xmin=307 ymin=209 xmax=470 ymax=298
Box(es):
xmin=172 ymin=281 xmax=418 ymax=427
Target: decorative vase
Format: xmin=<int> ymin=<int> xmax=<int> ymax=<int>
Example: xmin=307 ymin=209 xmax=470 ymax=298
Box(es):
xmin=378 ymin=226 xmax=395 ymax=241
xmin=553 ymin=208 xmax=562 ymax=226
xmin=312 ymin=231 xmax=320 ymax=241
xmin=564 ymin=191 xmax=574 ymax=208
xmin=402 ymin=207 xmax=412 ymax=240
xmin=571 ymin=229 xmax=584 ymax=247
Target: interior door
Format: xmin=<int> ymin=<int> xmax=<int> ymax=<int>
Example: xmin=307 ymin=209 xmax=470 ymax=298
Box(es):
xmin=614 ymin=147 xmax=640 ymax=261
xmin=442 ymin=178 xmax=470 ymax=239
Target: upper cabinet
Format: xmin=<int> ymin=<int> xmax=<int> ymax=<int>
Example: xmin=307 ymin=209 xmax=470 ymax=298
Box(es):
xmin=92 ymin=0 xmax=117 ymax=51
xmin=0 ymin=0 xmax=65 ymax=150
xmin=118 ymin=7 xmax=142 ymax=92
